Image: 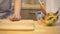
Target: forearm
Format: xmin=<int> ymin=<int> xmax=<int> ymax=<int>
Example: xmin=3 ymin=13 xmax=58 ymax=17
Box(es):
xmin=14 ymin=0 xmax=21 ymax=14
xmin=39 ymin=0 xmax=46 ymax=15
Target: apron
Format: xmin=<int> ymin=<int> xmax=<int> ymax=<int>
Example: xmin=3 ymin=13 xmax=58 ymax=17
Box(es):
xmin=0 ymin=0 xmax=12 ymax=19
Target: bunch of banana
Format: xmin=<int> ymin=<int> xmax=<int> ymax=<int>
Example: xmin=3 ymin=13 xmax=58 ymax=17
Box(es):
xmin=39 ymin=0 xmax=58 ymax=26
xmin=44 ymin=12 xmax=58 ymax=26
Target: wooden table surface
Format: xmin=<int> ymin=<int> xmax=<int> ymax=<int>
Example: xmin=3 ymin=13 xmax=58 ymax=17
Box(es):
xmin=0 ymin=20 xmax=60 ymax=34
xmin=0 ymin=19 xmax=34 ymax=31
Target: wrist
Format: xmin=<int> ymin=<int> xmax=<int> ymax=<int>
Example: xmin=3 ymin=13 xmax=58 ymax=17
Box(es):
xmin=14 ymin=12 xmax=20 ymax=15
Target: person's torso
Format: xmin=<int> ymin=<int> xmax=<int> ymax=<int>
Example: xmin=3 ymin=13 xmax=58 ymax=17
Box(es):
xmin=0 ymin=0 xmax=12 ymax=19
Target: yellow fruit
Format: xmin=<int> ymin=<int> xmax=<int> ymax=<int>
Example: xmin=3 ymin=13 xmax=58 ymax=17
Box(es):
xmin=44 ymin=13 xmax=57 ymax=26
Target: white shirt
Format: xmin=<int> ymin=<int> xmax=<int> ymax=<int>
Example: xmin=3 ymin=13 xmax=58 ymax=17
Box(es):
xmin=46 ymin=0 xmax=59 ymax=13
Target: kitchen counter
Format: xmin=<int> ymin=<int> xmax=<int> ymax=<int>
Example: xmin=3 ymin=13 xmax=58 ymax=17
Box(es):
xmin=0 ymin=20 xmax=60 ymax=34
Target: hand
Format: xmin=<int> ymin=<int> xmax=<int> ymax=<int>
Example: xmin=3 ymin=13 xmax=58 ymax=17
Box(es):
xmin=9 ymin=13 xmax=21 ymax=21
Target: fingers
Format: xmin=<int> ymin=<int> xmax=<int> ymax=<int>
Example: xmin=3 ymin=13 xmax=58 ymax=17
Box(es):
xmin=10 ymin=16 xmax=21 ymax=21
xmin=9 ymin=14 xmax=21 ymax=21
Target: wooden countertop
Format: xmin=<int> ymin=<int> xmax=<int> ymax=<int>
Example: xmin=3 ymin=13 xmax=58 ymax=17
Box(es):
xmin=0 ymin=20 xmax=60 ymax=34
xmin=0 ymin=19 xmax=34 ymax=31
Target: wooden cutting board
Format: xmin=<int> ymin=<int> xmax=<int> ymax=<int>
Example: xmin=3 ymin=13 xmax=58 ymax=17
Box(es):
xmin=0 ymin=19 xmax=34 ymax=31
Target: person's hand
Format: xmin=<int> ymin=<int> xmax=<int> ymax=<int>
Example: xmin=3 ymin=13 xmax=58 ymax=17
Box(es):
xmin=9 ymin=13 xmax=21 ymax=21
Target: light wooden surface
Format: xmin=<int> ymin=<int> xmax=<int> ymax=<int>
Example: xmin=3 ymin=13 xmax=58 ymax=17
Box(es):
xmin=22 ymin=4 xmax=40 ymax=9
xmin=12 ymin=4 xmax=41 ymax=9
xmin=0 ymin=20 xmax=60 ymax=34
xmin=0 ymin=19 xmax=34 ymax=30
